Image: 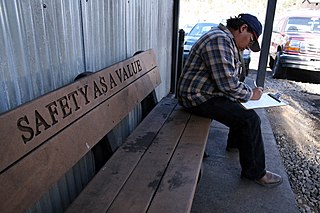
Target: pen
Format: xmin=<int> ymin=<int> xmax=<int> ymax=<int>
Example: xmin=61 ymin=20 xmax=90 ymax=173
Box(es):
xmin=268 ymin=93 xmax=281 ymax=103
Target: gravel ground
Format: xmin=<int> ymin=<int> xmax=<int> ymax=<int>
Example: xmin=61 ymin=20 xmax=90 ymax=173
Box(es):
xmin=248 ymin=69 xmax=320 ymax=213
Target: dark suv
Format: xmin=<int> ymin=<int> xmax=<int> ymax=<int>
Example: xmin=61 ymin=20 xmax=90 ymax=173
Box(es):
xmin=269 ymin=12 xmax=320 ymax=78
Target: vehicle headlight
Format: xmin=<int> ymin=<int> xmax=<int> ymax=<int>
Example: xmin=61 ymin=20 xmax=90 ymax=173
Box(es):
xmin=284 ymin=39 xmax=302 ymax=53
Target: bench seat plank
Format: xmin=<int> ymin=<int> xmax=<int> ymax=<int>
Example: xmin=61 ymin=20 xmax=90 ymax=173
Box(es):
xmin=107 ymin=106 xmax=192 ymax=212
xmin=147 ymin=114 xmax=211 ymax=213
xmin=67 ymin=98 xmax=211 ymax=213
xmin=66 ymin=97 xmax=178 ymax=213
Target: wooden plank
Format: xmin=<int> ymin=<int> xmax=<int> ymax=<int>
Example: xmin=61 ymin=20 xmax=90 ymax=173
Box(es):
xmin=66 ymin=97 xmax=178 ymax=213
xmin=0 ymin=49 xmax=158 ymax=173
xmin=147 ymin=114 xmax=211 ymax=213
xmin=0 ymin=50 xmax=161 ymax=213
xmin=107 ymin=106 xmax=192 ymax=213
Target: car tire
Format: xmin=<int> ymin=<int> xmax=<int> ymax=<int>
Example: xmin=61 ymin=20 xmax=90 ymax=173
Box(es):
xmin=269 ymin=56 xmax=275 ymax=69
xmin=272 ymin=51 xmax=287 ymax=79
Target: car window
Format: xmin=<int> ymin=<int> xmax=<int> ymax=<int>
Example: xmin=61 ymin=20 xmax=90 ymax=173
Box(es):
xmin=274 ymin=18 xmax=285 ymax=32
xmin=285 ymin=17 xmax=320 ymax=32
xmin=314 ymin=23 xmax=320 ymax=32
xmin=201 ymin=26 xmax=212 ymax=33
xmin=189 ymin=25 xmax=202 ymax=36
xmin=189 ymin=23 xmax=217 ymax=36
xmin=311 ymin=17 xmax=320 ymax=32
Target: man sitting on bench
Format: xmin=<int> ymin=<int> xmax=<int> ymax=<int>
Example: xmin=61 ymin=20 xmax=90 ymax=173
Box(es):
xmin=177 ymin=13 xmax=282 ymax=187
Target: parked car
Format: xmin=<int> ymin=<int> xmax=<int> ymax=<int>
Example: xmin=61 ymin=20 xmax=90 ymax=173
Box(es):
xmin=183 ymin=22 xmax=218 ymax=62
xmin=269 ymin=11 xmax=320 ymax=79
xmin=182 ymin=24 xmax=194 ymax=35
xmin=242 ymin=49 xmax=251 ymax=76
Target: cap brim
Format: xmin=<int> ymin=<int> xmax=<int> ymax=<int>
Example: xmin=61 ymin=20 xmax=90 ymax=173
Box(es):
xmin=250 ymin=40 xmax=260 ymax=52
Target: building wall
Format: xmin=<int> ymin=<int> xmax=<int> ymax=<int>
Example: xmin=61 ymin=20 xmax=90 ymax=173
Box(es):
xmin=0 ymin=0 xmax=173 ymax=113
xmin=0 ymin=0 xmax=174 ymax=211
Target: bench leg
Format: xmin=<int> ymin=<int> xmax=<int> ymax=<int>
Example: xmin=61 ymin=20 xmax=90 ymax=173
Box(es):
xmin=197 ymin=163 xmax=205 ymax=184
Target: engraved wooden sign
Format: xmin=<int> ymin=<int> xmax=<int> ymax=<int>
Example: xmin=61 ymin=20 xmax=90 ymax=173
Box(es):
xmin=0 ymin=49 xmax=160 ymax=174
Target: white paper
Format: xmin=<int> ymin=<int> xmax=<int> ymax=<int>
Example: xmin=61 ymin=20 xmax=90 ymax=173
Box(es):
xmin=240 ymin=93 xmax=288 ymax=110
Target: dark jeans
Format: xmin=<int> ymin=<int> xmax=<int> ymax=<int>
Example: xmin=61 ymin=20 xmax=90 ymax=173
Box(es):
xmin=185 ymin=96 xmax=266 ymax=180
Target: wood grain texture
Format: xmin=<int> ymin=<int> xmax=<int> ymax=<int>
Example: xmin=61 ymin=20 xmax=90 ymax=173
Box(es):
xmin=0 ymin=50 xmax=158 ymax=173
xmin=107 ymin=106 xmax=191 ymax=213
xmin=67 ymin=104 xmax=212 ymax=213
xmin=66 ymin=97 xmax=178 ymax=213
xmin=147 ymin=114 xmax=211 ymax=213
xmin=0 ymin=49 xmax=160 ymax=213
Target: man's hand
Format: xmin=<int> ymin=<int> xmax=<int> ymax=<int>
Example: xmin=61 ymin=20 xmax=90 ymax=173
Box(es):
xmin=251 ymin=87 xmax=263 ymax=100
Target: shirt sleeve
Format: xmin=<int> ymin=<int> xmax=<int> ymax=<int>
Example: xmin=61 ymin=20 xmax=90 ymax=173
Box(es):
xmin=201 ymin=35 xmax=253 ymax=102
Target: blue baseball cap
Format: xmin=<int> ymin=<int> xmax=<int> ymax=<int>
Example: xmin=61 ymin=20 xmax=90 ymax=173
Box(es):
xmin=239 ymin=13 xmax=262 ymax=52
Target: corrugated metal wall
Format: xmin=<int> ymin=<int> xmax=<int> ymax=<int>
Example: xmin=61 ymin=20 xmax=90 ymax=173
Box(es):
xmin=81 ymin=0 xmax=172 ymax=98
xmin=0 ymin=0 xmax=84 ymax=112
xmin=0 ymin=0 xmax=174 ymax=211
xmin=0 ymin=0 xmax=172 ymax=113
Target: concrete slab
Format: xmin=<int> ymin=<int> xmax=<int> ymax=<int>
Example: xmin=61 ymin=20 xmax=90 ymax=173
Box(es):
xmin=191 ymin=109 xmax=299 ymax=213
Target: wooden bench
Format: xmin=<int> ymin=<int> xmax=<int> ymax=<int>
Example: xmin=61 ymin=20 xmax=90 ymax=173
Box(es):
xmin=0 ymin=49 xmax=211 ymax=213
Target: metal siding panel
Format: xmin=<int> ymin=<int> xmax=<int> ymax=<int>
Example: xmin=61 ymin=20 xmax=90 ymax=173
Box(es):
xmin=25 ymin=151 xmax=95 ymax=213
xmin=0 ymin=0 xmax=34 ymax=111
xmin=80 ymin=0 xmax=144 ymax=151
xmin=106 ymin=104 xmax=142 ymax=150
xmin=41 ymin=0 xmax=85 ymax=89
xmin=125 ymin=0 xmax=173 ymax=100
xmin=0 ymin=0 xmax=84 ymax=114
xmin=126 ymin=0 xmax=151 ymax=54
xmin=157 ymin=0 xmax=174 ymax=99
xmin=81 ymin=0 xmax=127 ymax=71
xmin=42 ymin=0 xmax=84 ymax=88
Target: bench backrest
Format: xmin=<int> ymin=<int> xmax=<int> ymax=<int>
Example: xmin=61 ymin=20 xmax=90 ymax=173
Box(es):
xmin=0 ymin=49 xmax=161 ymax=212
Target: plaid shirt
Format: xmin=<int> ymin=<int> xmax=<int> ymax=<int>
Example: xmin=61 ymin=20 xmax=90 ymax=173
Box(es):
xmin=177 ymin=24 xmax=253 ymax=108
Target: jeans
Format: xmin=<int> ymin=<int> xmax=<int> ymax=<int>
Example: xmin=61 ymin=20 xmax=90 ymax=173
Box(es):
xmin=184 ymin=96 xmax=266 ymax=180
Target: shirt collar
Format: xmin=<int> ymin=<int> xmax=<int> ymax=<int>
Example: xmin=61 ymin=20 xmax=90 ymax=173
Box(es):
xmin=218 ymin=23 xmax=241 ymax=61
xmin=218 ymin=23 xmax=234 ymax=40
